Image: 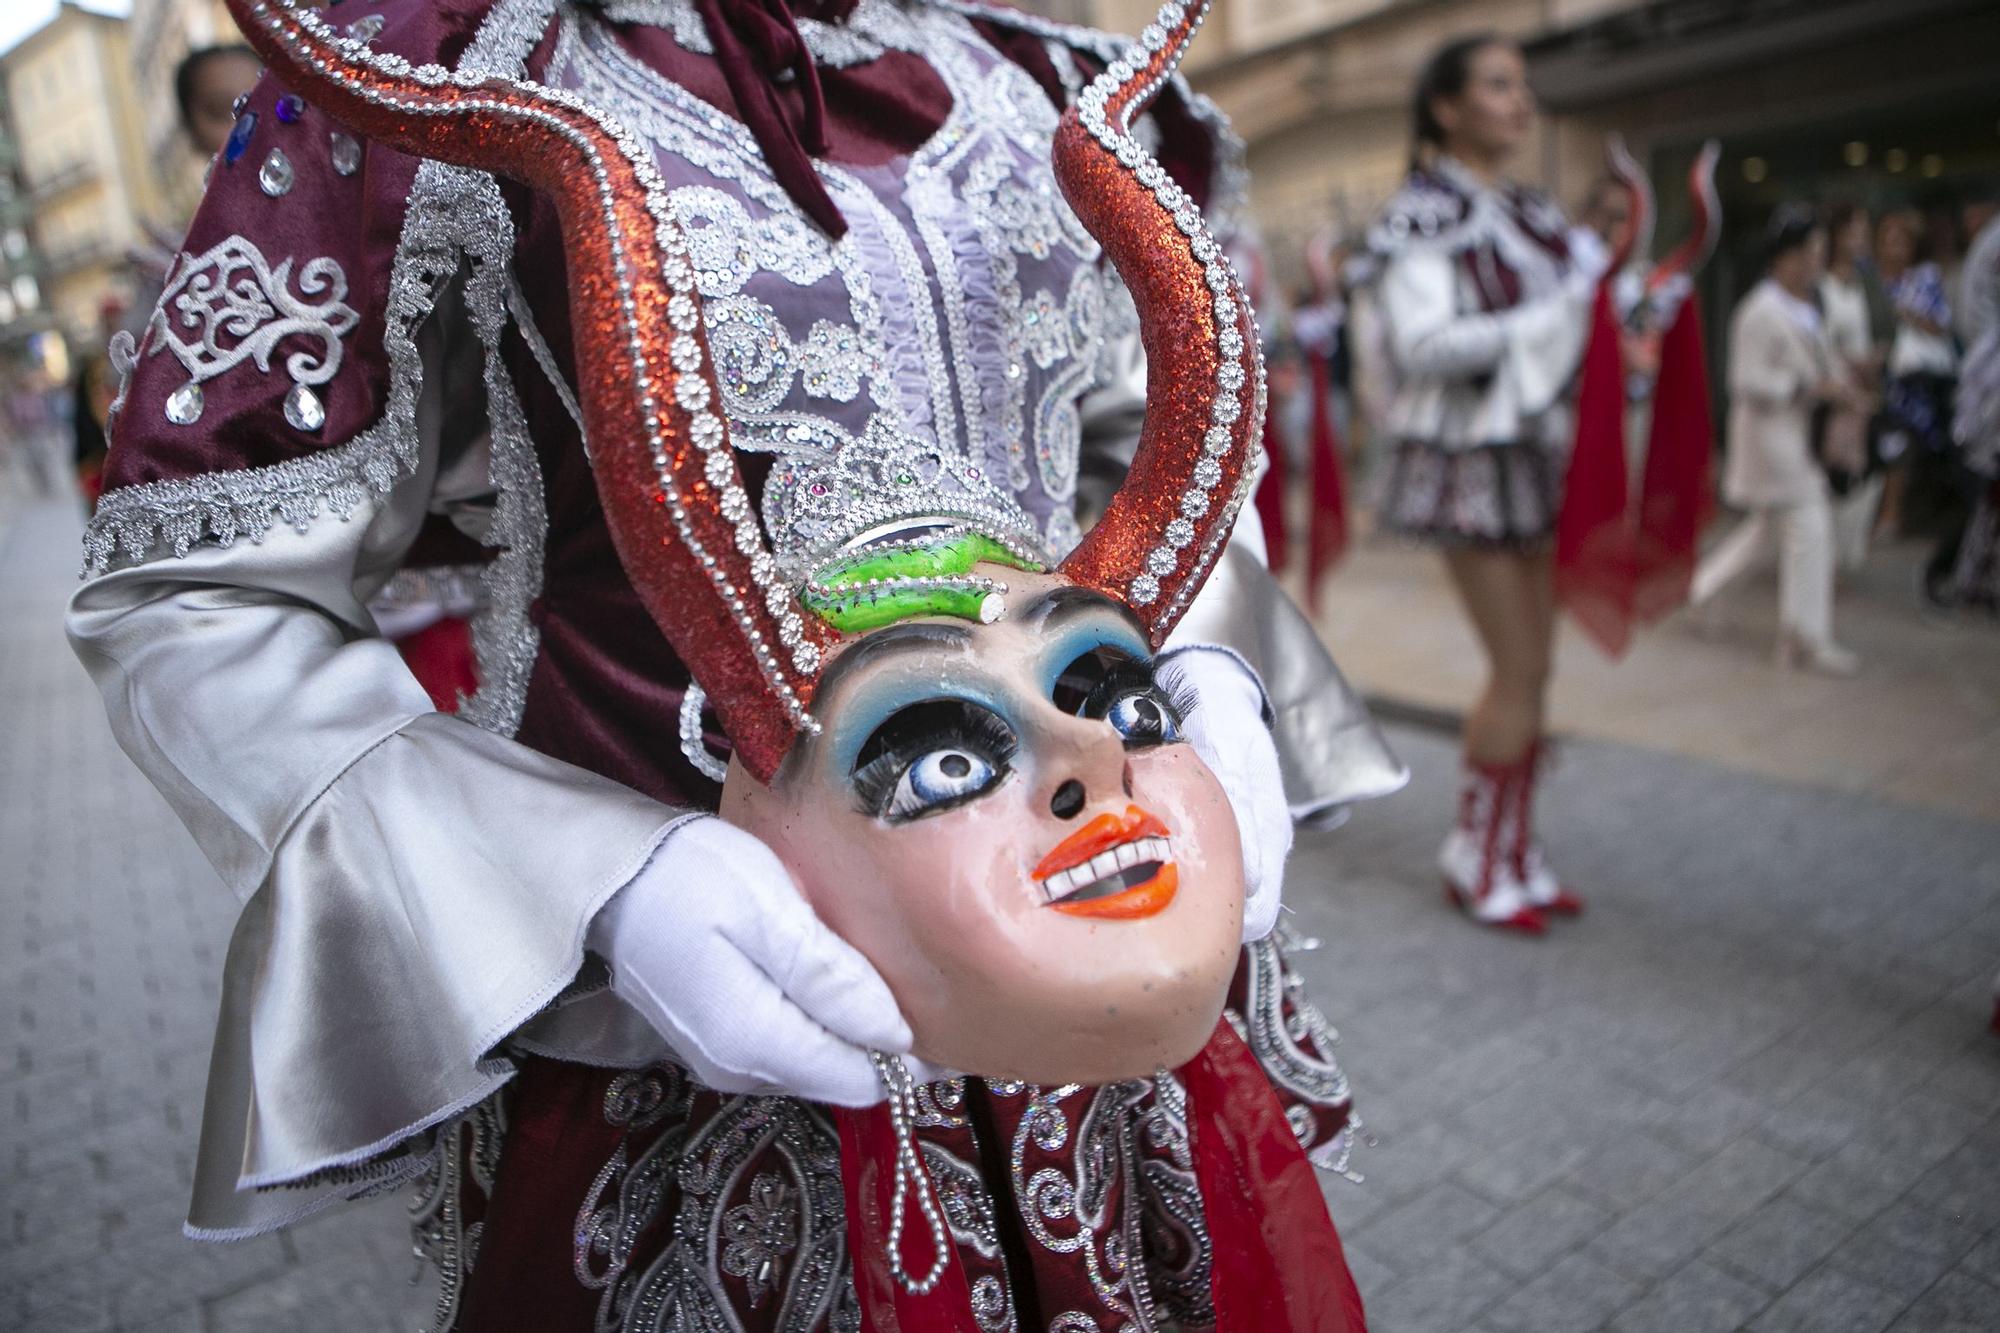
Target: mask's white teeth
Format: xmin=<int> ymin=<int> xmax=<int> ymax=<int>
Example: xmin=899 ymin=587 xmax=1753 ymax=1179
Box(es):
xmin=1089 ymin=849 xmax=1122 ymax=882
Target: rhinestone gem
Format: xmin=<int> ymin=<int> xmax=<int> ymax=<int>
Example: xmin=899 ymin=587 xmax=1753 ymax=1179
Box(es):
xmin=329 ymin=132 xmax=361 ymax=176
xmin=223 ymin=111 xmax=257 ymax=165
xmin=282 ymin=383 xmax=325 ymax=432
xmin=1204 ymin=425 xmax=1231 ymax=454
xmin=1166 ymin=518 xmax=1195 ymax=547
xmin=231 ymin=92 xmax=250 ymax=117
xmin=258 ymin=148 xmax=295 ymax=197
xmin=164 ymin=382 xmax=204 ymax=426
xmin=1194 ymin=458 xmax=1222 ymax=488
xmin=1130 ymin=575 xmax=1160 ymax=606
xmin=1146 ymin=547 xmax=1176 ymax=576
xmin=274 ymin=94 xmax=306 ymax=125
xmin=1180 ymin=490 xmax=1211 ymax=517
xmin=346 ymin=14 xmax=385 ymax=41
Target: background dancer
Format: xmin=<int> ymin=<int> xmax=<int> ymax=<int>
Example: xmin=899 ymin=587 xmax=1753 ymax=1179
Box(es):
xmin=1358 ymin=33 xmax=1604 ymax=933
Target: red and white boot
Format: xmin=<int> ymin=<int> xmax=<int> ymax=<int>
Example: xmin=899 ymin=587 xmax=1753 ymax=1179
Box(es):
xmin=1439 ymin=757 xmax=1545 ymax=934
xmin=1510 ymin=740 xmax=1583 ymax=917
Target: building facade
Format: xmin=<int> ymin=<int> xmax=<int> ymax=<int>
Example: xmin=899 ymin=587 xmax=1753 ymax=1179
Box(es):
xmin=0 ymin=2 xmax=168 ymax=347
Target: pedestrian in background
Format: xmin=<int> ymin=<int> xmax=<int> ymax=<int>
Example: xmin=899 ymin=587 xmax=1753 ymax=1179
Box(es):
xmin=1875 ymin=209 xmax=1958 ymax=542
xmin=1357 ymin=33 xmax=1605 ymax=932
xmin=1945 ymin=185 xmax=2000 ymax=614
xmin=1692 ymin=206 xmax=1863 ymax=674
xmin=1818 ymin=201 xmax=1890 ymax=569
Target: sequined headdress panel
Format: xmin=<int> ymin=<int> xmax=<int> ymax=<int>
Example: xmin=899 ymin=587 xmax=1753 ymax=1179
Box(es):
xmin=221 ymin=0 xmax=1260 ymax=780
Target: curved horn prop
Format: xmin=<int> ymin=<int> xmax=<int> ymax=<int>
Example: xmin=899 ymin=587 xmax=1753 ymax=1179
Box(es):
xmin=1650 ymin=139 xmax=1722 ymax=292
xmin=1054 ymin=0 xmax=1264 ymax=643
xmin=222 ymin=0 xmax=834 ymax=781
xmin=1605 ymin=133 xmax=1654 ymax=273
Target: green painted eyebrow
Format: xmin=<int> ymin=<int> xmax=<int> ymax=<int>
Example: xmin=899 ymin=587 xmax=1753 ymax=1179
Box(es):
xmin=801 ymin=529 xmax=1044 ymax=634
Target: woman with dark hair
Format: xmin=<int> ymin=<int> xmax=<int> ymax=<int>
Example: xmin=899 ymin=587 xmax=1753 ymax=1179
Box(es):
xmin=1690 ymin=206 xmax=1863 ymax=672
xmin=172 ymin=44 xmax=263 ymax=157
xmin=1356 ymin=33 xmax=1605 ymax=932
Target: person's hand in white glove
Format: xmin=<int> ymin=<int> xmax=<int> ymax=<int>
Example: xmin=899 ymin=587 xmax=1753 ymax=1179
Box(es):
xmin=1567 ymin=224 xmax=1613 ymax=288
xmin=589 ymin=814 xmax=919 ymax=1105
xmin=1158 ymin=648 xmax=1292 ymax=943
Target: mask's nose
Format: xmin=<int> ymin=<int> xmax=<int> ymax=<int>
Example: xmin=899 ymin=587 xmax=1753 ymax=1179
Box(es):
xmin=1050 ymin=778 xmax=1086 ymax=819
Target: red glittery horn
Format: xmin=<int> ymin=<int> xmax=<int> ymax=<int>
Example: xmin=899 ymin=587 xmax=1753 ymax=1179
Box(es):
xmin=1649 ymin=139 xmax=1722 ymax=293
xmin=1053 ymin=0 xmax=1265 ymax=644
xmin=221 ymin=0 xmax=835 ymax=781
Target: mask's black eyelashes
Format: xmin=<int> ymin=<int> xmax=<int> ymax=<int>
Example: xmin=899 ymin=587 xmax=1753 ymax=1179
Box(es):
xmin=1081 ymin=660 xmax=1191 ymax=749
xmin=852 ymin=699 xmax=1018 ymax=820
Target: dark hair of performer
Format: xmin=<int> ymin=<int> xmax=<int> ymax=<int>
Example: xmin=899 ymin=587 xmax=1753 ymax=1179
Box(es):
xmin=1764 ymin=205 xmax=1828 ymax=292
xmin=1410 ymin=33 xmax=1556 ymax=779
xmin=1411 ymin=33 xmax=1534 ymax=178
xmin=174 ymin=44 xmax=263 ymax=157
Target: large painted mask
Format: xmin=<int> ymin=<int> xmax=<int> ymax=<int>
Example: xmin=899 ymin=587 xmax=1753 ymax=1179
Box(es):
xmin=722 ymin=559 xmax=1245 ymax=1083
xmin=225 ymin=0 xmax=1265 ymax=1086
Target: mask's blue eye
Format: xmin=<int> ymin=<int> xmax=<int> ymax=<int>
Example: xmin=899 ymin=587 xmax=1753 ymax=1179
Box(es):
xmin=1104 ymin=692 xmax=1182 ymax=746
xmin=887 ymin=748 xmax=1000 ymax=819
xmin=852 ymin=699 xmax=1017 ymax=822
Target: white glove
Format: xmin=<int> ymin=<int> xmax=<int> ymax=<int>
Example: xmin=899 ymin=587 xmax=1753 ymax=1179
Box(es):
xmin=1567 ymin=225 xmax=1612 ymax=286
xmin=589 ymin=814 xmax=917 ymax=1105
xmin=1159 ymin=648 xmax=1292 ymax=943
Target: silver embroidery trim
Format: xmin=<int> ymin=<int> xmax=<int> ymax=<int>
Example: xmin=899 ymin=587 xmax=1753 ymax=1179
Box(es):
xmin=411 ymin=1092 xmax=510 ymax=1333
xmin=926 ymin=0 xmax=1250 ymax=237
xmin=145 ymin=234 xmax=359 ymax=389
xmin=603 ymin=0 xmax=929 ymax=68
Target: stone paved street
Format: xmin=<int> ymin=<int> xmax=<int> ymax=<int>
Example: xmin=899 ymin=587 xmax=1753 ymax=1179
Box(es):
xmin=4 ymin=486 xmax=1999 ymax=1332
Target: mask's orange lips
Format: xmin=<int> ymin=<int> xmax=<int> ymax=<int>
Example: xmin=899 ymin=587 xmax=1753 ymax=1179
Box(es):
xmin=1033 ymin=805 xmax=1178 ymax=921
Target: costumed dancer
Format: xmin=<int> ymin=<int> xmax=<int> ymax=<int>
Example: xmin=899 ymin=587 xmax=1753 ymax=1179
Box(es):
xmin=1354 ymin=33 xmax=1714 ymax=933
xmin=1354 ymin=34 xmax=1602 ymax=933
xmin=68 ymin=0 xmax=1404 ymax=1328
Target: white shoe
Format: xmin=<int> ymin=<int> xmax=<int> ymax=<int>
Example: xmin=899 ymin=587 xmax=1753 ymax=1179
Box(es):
xmin=1776 ymin=631 xmax=1860 ymax=676
xmin=1440 ymin=827 xmax=1545 ymax=933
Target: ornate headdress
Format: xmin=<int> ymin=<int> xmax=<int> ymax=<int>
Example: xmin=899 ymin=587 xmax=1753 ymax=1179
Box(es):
xmin=221 ymin=0 xmax=1263 ymax=783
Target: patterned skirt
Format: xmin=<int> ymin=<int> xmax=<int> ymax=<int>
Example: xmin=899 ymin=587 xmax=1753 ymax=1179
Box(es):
xmin=1376 ymin=438 xmax=1563 ymax=549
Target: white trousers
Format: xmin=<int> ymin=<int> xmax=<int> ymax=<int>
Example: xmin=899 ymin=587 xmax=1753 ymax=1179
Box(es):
xmin=1691 ymin=492 xmax=1837 ymax=646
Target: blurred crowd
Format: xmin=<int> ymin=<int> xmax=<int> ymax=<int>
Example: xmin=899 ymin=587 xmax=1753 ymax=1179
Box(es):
xmin=1244 ymin=180 xmax=2000 ymax=657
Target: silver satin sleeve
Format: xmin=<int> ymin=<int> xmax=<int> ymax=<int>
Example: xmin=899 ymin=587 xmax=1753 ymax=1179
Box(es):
xmin=1077 ymin=330 xmax=1408 ymax=822
xmin=66 ymin=293 xmax=684 ymax=1238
